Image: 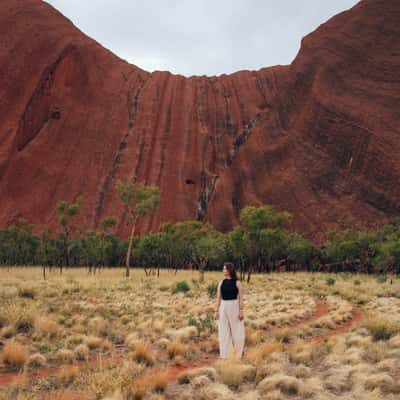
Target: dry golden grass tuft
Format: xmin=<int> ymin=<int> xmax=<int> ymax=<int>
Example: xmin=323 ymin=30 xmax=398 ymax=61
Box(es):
xmin=88 ymin=316 xmax=109 ymax=337
xmin=131 ymin=374 xmax=153 ymax=400
xmin=34 ymin=316 xmax=61 ymax=339
xmin=245 ymin=341 xmax=283 ymax=364
xmin=131 ymin=341 xmax=154 ymax=365
xmin=24 ymin=353 xmax=47 ymax=372
xmin=56 ymin=348 xmax=75 ymax=364
xmin=196 ymin=382 xmax=235 ymax=400
xmin=1 ymin=340 xmax=29 ymax=370
xmin=258 ymin=373 xmax=304 ymax=396
xmin=246 ymin=328 xmax=263 ymax=346
xmin=85 ymin=335 xmax=103 ymax=350
xmin=151 ymin=371 xmax=169 ymax=393
xmin=177 ymin=367 xmax=217 ymax=384
xmin=0 ymin=325 xmax=15 ymax=339
xmin=56 ymin=365 xmax=80 ymax=385
xmin=152 ymin=319 xmax=165 ymax=334
xmin=167 ymin=338 xmax=188 ymax=359
xmin=363 ymin=317 xmax=400 ymax=342
xmin=364 ymin=373 xmax=398 ymax=393
xmin=287 ymin=342 xmax=327 ymax=366
xmin=74 ymin=343 xmax=89 ymax=361
xmin=215 ymin=354 xmax=256 ymax=389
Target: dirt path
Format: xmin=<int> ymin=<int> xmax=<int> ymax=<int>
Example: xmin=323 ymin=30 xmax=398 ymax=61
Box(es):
xmin=307 ymin=305 xmax=364 ymax=344
xmin=0 ymin=299 xmax=364 ymax=400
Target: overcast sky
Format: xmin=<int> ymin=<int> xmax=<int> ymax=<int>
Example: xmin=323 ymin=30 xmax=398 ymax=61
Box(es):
xmin=44 ymin=0 xmax=359 ymax=77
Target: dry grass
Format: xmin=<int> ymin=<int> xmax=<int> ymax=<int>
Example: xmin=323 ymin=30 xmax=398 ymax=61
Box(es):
xmin=1 ymin=340 xmax=29 ymax=370
xmin=245 ymin=341 xmax=283 ymax=364
xmin=167 ymin=338 xmax=187 ymax=359
xmin=56 ymin=365 xmax=80 ymax=385
xmin=215 ymin=353 xmax=256 ymax=388
xmin=24 ymin=353 xmax=47 ymax=372
xmin=363 ymin=317 xmax=400 ymax=341
xmin=131 ymin=341 xmax=154 ymax=365
xmin=34 ymin=316 xmax=61 ymax=339
xmin=1 ymin=268 xmax=400 ymax=400
xmin=85 ymin=335 xmax=103 ymax=350
xmin=74 ymin=343 xmax=89 ymax=361
xmin=258 ymin=373 xmax=304 ymax=396
xmin=177 ymin=367 xmax=217 ymax=384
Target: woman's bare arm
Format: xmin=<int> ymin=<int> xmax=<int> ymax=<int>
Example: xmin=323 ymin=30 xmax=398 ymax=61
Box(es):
xmin=214 ymin=280 xmax=222 ymax=319
xmin=237 ymin=280 xmax=244 ymax=320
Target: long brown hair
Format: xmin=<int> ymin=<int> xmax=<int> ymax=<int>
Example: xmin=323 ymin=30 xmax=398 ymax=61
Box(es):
xmin=224 ymin=262 xmax=238 ymax=280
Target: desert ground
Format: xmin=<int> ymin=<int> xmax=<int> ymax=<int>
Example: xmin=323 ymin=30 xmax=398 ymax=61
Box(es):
xmin=0 ymin=268 xmax=399 ymax=400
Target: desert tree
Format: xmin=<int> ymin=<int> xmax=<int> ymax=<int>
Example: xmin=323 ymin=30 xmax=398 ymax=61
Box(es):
xmin=56 ymin=195 xmax=83 ymax=273
xmin=193 ymin=225 xmax=228 ymax=282
xmin=239 ymin=205 xmax=292 ymax=282
xmin=38 ymin=226 xmax=58 ymax=279
xmin=115 ymin=177 xmax=160 ymax=277
xmin=99 ymin=216 xmax=118 ymax=271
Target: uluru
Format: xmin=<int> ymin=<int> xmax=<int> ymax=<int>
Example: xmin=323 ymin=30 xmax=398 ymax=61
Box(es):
xmin=0 ymin=0 xmax=399 ymax=244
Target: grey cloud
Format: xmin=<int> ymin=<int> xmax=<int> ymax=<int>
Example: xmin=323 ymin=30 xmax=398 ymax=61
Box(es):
xmin=44 ymin=0 xmax=359 ymax=77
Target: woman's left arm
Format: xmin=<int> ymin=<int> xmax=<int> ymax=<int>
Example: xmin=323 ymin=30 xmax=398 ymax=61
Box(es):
xmin=237 ymin=280 xmax=244 ymax=321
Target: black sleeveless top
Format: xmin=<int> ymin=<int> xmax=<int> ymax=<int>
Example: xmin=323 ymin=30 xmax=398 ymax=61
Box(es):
xmin=221 ymin=278 xmax=238 ymax=300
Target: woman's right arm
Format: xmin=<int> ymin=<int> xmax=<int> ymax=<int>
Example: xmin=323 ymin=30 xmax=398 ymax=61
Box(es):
xmin=214 ymin=280 xmax=222 ymax=320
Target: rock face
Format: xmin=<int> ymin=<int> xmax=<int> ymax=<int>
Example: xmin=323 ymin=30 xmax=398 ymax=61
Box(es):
xmin=0 ymin=0 xmax=399 ymax=244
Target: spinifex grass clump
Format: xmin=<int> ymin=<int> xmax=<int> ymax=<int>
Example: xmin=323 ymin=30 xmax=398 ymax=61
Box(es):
xmin=364 ymin=318 xmax=400 ymax=341
xmin=2 ymin=341 xmax=29 ymax=371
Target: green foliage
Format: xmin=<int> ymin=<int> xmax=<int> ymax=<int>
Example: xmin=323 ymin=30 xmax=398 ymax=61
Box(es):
xmin=0 ymin=219 xmax=39 ymax=265
xmin=188 ymin=312 xmax=216 ymax=333
xmin=287 ymin=233 xmax=315 ymax=265
xmin=237 ymin=205 xmax=293 ymax=267
xmin=100 ymin=216 xmax=117 ymax=230
xmin=207 ymin=282 xmax=218 ymax=298
xmin=115 ymin=179 xmax=160 ymax=221
xmin=172 ymin=280 xmax=190 ymax=294
xmin=326 ymin=277 xmax=336 ymax=286
xmin=1 ymin=199 xmax=400 ymax=277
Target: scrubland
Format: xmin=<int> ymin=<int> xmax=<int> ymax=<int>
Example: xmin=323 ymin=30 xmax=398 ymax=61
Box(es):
xmin=0 ymin=268 xmax=399 ymax=399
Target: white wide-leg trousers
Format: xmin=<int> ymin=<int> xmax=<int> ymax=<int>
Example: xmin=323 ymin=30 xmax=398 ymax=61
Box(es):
xmin=218 ymin=299 xmax=245 ymax=358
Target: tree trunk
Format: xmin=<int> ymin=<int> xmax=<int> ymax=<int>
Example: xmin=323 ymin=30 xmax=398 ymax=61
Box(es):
xmin=247 ymin=264 xmax=252 ymax=283
xmin=126 ymin=216 xmax=137 ymax=277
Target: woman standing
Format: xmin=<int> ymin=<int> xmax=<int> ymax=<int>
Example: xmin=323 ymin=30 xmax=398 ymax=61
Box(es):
xmin=214 ymin=262 xmax=245 ymax=358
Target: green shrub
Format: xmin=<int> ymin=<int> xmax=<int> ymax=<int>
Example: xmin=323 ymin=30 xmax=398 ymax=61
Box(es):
xmin=172 ymin=281 xmax=190 ymax=294
xmin=354 ymin=280 xmax=361 ymax=286
xmin=207 ymin=282 xmax=218 ymax=298
xmin=326 ymin=277 xmax=336 ymax=286
xmin=188 ymin=312 xmax=215 ymax=334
